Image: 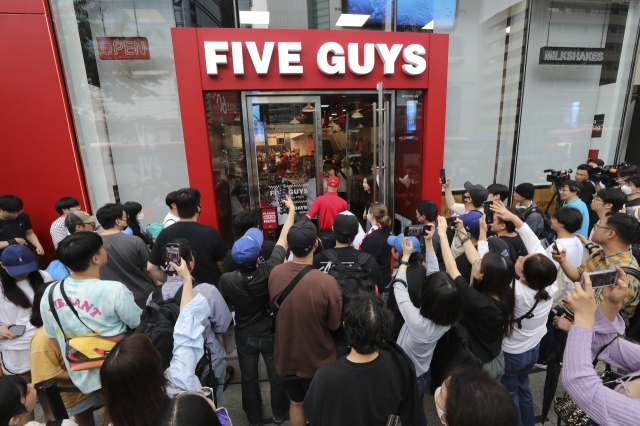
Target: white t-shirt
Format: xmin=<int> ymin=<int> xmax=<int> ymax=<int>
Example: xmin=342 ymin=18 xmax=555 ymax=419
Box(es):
xmin=546 ymin=237 xmax=583 ymax=304
xmin=0 ymin=271 xmax=52 ymax=352
xmin=163 ymin=212 xmax=180 ymax=228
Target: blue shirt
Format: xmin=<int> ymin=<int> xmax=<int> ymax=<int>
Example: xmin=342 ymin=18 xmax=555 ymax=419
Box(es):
xmin=565 ymin=198 xmax=590 ymax=238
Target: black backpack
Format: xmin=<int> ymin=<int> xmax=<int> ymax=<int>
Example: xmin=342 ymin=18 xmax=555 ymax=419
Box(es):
xmin=622 ymin=267 xmax=640 ymax=341
xmin=523 ymin=206 xmax=552 ymax=240
xmin=321 ymin=249 xmax=376 ymax=306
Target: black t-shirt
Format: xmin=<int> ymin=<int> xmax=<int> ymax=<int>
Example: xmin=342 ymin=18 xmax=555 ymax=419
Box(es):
xmin=453 ymin=275 xmax=505 ymax=363
xmin=579 ymin=181 xmax=596 ymax=206
xmin=0 ymin=212 xmax=32 ymax=244
xmin=360 ymin=228 xmax=392 ymax=289
xmin=219 ymin=245 xmax=286 ymax=337
xmin=313 ymin=246 xmax=385 ymax=291
xmin=303 ymin=351 xmax=404 ymax=426
xmin=149 ymin=222 xmax=228 ymax=285
xmin=389 ymin=262 xmax=425 ymax=340
xmin=223 ymin=240 xmax=276 ymax=274
xmin=500 ymin=235 xmax=529 ymax=259
xmin=455 ymin=246 xmax=475 ymax=283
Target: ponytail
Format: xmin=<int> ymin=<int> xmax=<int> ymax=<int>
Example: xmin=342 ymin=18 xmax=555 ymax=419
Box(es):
xmin=534 ymin=288 xmax=551 ymax=302
xmin=369 ymin=203 xmax=391 ymax=230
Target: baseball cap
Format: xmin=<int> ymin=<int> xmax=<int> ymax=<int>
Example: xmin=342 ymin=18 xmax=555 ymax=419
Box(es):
xmin=0 ymin=245 xmax=37 ymax=276
xmin=387 ymin=234 xmax=420 ymax=254
xmin=514 ymin=183 xmax=535 ymax=200
xmin=333 ymin=212 xmax=359 ymax=241
xmin=458 ymin=211 xmax=482 ymax=238
xmin=287 ymin=221 xmax=317 ymax=255
xmin=327 ymin=176 xmax=340 ymax=188
xmin=463 ymin=181 xmax=489 ymax=206
xmin=65 ymin=211 xmax=97 ymax=229
xmin=232 ymin=228 xmax=264 ymax=267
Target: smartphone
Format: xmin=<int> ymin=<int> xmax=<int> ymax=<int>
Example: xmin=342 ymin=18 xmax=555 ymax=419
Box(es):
xmin=581 ymin=269 xmax=618 ymax=289
xmin=8 ymin=325 xmax=26 ymax=337
xmin=483 ymin=201 xmax=494 ymax=224
xmin=552 ymin=241 xmax=561 ymax=254
xmin=405 ymin=224 xmax=432 ymax=237
xmin=165 ymin=245 xmax=181 ymax=267
xmin=445 ymin=216 xmax=458 ymax=227
xmin=440 ymin=169 xmax=446 ymax=185
xmin=552 ymin=304 xmax=574 ymax=322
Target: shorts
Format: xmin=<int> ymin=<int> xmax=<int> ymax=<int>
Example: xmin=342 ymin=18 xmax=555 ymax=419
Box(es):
xmin=67 ymin=392 xmax=102 ymax=417
xmin=0 ymin=349 xmax=31 ymax=375
xmin=281 ymin=376 xmax=313 ymax=403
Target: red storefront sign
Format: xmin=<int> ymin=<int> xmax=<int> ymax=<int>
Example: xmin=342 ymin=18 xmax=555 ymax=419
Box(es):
xmin=96 ymin=37 xmax=150 ymax=60
xmin=261 ymin=207 xmax=278 ymax=230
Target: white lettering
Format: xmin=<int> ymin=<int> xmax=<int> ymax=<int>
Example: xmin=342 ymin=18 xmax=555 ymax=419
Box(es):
xmin=133 ymin=40 xmax=147 ymax=55
xmin=99 ymin=41 xmax=112 ymax=55
xmin=375 ymin=44 xmax=403 ymax=74
xmin=402 ymin=44 xmax=427 ymax=76
xmin=204 ymin=41 xmax=229 ymax=75
xmin=278 ymin=42 xmax=303 ymax=74
xmin=231 ymin=41 xmax=244 ymax=74
xmin=113 ymin=40 xmax=124 ymax=55
xmin=544 ymin=51 xmax=553 ymax=60
xmin=597 ymin=52 xmax=604 ymax=61
xmin=348 ymin=43 xmax=375 ymax=75
xmin=317 ymin=42 xmax=345 ymax=75
xmin=124 ymin=40 xmax=134 ymax=55
xmin=246 ymin=41 xmax=275 ymax=74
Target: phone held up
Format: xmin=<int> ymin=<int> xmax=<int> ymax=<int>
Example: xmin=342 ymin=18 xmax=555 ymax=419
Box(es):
xmin=445 ymin=216 xmax=458 ymax=227
xmin=8 ymin=325 xmax=26 ymax=337
xmin=440 ymin=169 xmax=446 ymax=185
xmin=165 ymin=243 xmax=181 ymax=272
xmin=405 ymin=224 xmax=432 ymax=237
xmin=580 ymin=268 xmax=618 ymax=290
xmin=483 ymin=201 xmax=494 ymax=224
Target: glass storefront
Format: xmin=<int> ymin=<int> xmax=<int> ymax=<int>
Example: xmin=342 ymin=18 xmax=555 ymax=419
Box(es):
xmin=49 ymin=0 xmax=640 ymax=236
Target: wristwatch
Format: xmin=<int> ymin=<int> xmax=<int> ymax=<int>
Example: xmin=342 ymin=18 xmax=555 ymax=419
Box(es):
xmin=399 ymin=260 xmax=409 ymax=267
xmin=458 ymin=232 xmax=471 ymax=244
xmin=7 ymin=239 xmax=16 ymax=245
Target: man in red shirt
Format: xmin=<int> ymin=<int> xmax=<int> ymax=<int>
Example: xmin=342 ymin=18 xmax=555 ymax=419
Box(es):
xmin=306 ymin=176 xmax=348 ymax=249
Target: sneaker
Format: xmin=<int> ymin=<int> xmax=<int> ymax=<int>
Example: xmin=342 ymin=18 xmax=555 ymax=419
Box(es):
xmin=273 ymin=416 xmax=286 ymax=425
xmin=533 ymin=362 xmax=548 ymax=370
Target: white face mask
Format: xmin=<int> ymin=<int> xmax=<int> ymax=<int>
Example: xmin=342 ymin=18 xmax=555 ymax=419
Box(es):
xmin=621 ymin=185 xmax=633 ymax=195
xmin=434 ymin=386 xmax=447 ymax=425
xmin=137 ymin=213 xmax=145 ymax=221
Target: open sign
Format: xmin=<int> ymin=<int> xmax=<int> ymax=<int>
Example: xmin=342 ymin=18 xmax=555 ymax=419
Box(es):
xmin=96 ymin=37 xmax=150 ymax=60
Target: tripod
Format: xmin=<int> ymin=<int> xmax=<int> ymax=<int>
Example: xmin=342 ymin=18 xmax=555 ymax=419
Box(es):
xmin=544 ymin=185 xmax=564 ymax=214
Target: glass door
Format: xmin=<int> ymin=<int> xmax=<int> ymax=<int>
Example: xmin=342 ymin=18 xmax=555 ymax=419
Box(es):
xmin=244 ymin=95 xmax=322 ymax=225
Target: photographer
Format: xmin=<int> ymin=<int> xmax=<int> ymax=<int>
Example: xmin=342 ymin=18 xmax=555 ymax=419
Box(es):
xmin=559 ymin=268 xmax=640 ymax=426
xmin=558 ymin=180 xmax=590 ymax=239
xmin=587 ymin=159 xmax=605 ymax=190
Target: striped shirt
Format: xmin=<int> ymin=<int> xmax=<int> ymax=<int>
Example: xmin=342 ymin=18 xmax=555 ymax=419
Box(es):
xmin=50 ymin=217 xmax=69 ymax=249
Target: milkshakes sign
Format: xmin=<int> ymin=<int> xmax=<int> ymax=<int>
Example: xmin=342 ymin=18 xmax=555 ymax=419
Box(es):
xmin=196 ymin=29 xmax=434 ymax=90
xmin=539 ymin=46 xmax=605 ymax=65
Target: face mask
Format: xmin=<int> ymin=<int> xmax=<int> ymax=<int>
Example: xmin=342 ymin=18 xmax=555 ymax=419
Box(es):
xmin=621 ymin=185 xmax=633 ymax=195
xmin=137 ymin=213 xmax=145 ymax=221
xmin=434 ymin=386 xmax=447 ymax=425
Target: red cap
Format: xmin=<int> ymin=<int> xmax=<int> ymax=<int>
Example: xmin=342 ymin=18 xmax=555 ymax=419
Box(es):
xmin=327 ymin=176 xmax=340 ymax=187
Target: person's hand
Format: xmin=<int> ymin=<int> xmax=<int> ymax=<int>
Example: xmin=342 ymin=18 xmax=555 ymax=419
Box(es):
xmin=169 ymin=257 xmax=190 ymax=281
xmin=14 ymin=238 xmax=27 ymax=246
xmin=551 ymin=246 xmax=566 ymax=264
xmin=283 ymin=196 xmax=295 ymax=212
xmin=35 ymin=246 xmax=44 ymax=256
xmin=454 ymin=218 xmax=465 ymax=233
xmin=575 ymin=233 xmax=589 ymax=245
xmin=566 ymin=273 xmax=597 ymax=329
xmin=0 ymin=324 xmax=17 ymax=340
xmin=423 ymin=224 xmax=434 ymax=242
xmin=602 ymin=266 xmax=629 ymax=305
xmin=553 ymin=316 xmax=572 ymax=332
xmin=363 ymin=208 xmax=368 ymax=220
xmin=491 ymin=200 xmax=516 ymax=222
xmin=401 ymin=235 xmax=413 ymax=258
xmin=479 ymin=215 xmax=488 ymax=232
xmin=441 ymin=178 xmax=450 ymax=189
xmin=436 ymin=216 xmax=448 ymax=237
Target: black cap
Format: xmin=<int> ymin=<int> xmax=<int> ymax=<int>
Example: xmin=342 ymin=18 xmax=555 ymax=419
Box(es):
xmin=463 ymin=181 xmax=489 ymax=206
xmin=287 ymin=221 xmax=317 ymax=256
xmin=333 ymin=212 xmax=359 ymax=242
xmin=488 ymin=236 xmax=518 ymax=266
xmin=515 ymin=183 xmax=535 ymax=200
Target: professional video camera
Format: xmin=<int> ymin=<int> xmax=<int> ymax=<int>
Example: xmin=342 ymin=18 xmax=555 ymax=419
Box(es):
xmin=269 ymin=173 xmax=291 ymax=215
xmin=588 ymin=163 xmax=629 ymax=188
xmin=544 ymin=169 xmax=573 ymax=185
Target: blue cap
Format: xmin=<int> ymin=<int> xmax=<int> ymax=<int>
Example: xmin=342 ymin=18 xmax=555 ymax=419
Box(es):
xmin=458 ymin=211 xmax=483 ymax=238
xmin=0 ymin=245 xmax=37 ymax=276
xmin=387 ymin=235 xmax=420 ymax=254
xmin=232 ymin=228 xmax=264 ymax=267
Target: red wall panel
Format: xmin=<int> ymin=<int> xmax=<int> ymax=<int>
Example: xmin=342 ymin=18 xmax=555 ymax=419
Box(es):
xmin=0 ymin=2 xmax=89 ymax=260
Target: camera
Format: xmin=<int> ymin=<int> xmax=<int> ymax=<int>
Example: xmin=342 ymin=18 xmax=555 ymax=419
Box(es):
xmin=544 ymin=169 xmax=573 ymax=184
xmin=588 ymin=162 xmax=628 ymax=188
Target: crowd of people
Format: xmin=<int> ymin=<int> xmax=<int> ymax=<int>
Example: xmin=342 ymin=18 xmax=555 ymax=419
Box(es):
xmin=1 ymin=158 xmax=640 ymax=426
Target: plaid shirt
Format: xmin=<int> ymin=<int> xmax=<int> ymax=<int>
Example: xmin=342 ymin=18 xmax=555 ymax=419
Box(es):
xmin=577 ymin=249 xmax=640 ymax=324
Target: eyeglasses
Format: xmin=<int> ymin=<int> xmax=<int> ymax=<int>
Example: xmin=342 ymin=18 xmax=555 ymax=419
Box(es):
xmin=594 ymin=223 xmax=613 ymax=232
xmin=592 ymin=197 xmax=602 ymax=202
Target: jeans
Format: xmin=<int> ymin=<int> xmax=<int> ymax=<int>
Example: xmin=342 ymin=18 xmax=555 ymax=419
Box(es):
xmin=502 ymin=344 xmax=540 ymax=426
xmin=236 ymin=335 xmax=288 ymax=425
xmin=213 ymin=359 xmax=226 ymax=406
xmin=417 ymin=370 xmax=431 ymax=426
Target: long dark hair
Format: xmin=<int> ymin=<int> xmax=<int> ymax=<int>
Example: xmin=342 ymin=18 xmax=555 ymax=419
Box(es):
xmin=0 ymin=268 xmax=44 ymax=309
xmin=151 ymin=394 xmax=222 ymax=426
xmin=522 ymin=254 xmax=556 ymax=302
xmin=100 ymin=334 xmax=168 ymax=426
xmin=123 ymin=201 xmax=143 ymax=238
xmin=364 ymin=175 xmax=378 ymax=206
xmin=475 ymin=252 xmax=517 ymax=337
xmin=0 ymin=375 xmax=29 ymax=426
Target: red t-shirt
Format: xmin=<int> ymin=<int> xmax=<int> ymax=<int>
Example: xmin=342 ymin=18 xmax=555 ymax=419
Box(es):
xmin=307 ymin=192 xmax=348 ymax=230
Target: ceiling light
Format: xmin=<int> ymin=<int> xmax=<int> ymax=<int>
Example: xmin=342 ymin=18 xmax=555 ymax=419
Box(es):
xmin=234 ymin=115 xmax=241 ymax=122
xmin=331 ymin=113 xmax=337 ymax=116
xmin=290 ymin=118 xmax=300 ymax=124
xmin=506 ymin=26 xmax=511 ymax=34
xmin=422 ymin=20 xmax=434 ymax=30
xmin=321 ymin=104 xmax=329 ymax=107
xmin=357 ymin=122 xmax=364 ymax=129
xmin=302 ymin=103 xmax=315 ymax=112
xmin=351 ymin=111 xmax=363 ymax=119
xmin=239 ymin=11 xmax=270 ymax=25
xmin=335 ymin=14 xmax=370 ymax=27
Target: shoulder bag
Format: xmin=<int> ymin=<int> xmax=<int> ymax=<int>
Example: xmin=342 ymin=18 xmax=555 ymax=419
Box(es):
xmin=272 ymin=266 xmax=313 ymax=316
xmin=48 ymin=280 xmax=124 ymax=371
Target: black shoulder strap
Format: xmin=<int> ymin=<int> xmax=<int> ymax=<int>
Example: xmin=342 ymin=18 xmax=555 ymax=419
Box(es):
xmin=355 ymin=252 xmax=373 ymax=267
xmin=59 ymin=279 xmax=93 ymax=333
xmin=513 ymin=299 xmax=540 ymax=329
xmin=236 ymin=271 xmax=274 ymax=319
xmin=273 ymin=266 xmax=313 ymax=313
xmin=621 ymin=267 xmax=640 ymax=282
xmin=47 ymin=281 xmax=67 ymax=339
xmin=151 ymin=285 xmax=165 ymax=304
xmin=593 ymin=336 xmax=619 ymax=368
xmin=323 ymin=249 xmax=338 ymax=264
